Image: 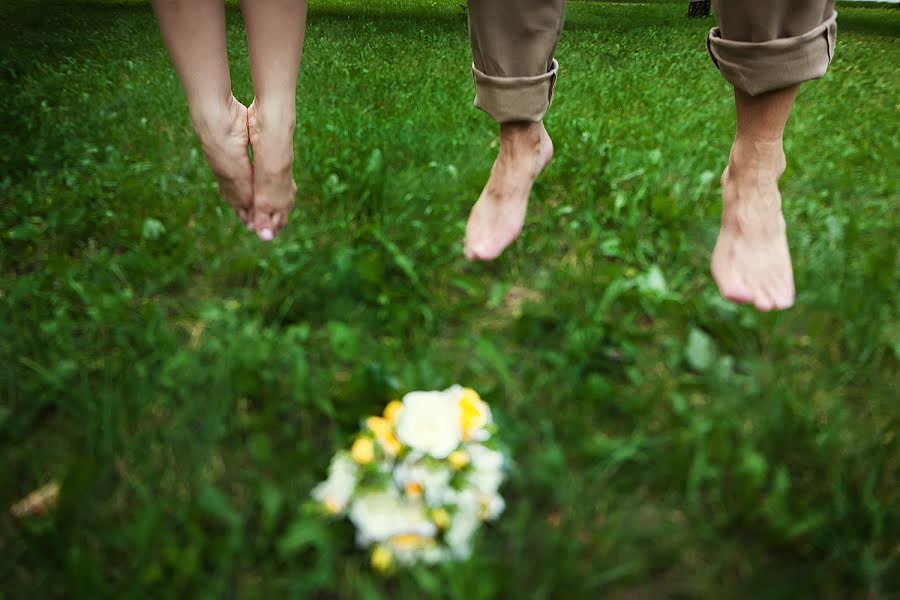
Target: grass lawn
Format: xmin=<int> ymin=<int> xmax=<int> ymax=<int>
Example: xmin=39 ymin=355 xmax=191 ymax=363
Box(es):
xmin=1 ymin=1 xmax=898 ymax=597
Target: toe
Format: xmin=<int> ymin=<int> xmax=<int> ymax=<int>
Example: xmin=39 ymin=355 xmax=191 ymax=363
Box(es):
xmin=779 ymin=271 xmax=796 ymax=307
xmin=771 ymin=278 xmax=795 ymax=311
xmin=272 ymin=210 xmax=290 ymax=236
xmin=721 ymin=285 xmax=753 ymax=305
xmin=754 ymin=295 xmax=775 ymax=312
xmin=715 ymin=273 xmax=754 ymax=304
xmin=272 ymin=210 xmax=290 ymax=233
xmin=711 ymin=254 xmax=753 ymax=304
xmin=463 ymin=243 xmax=484 ymax=262
xmin=773 ymin=296 xmax=794 ymax=311
xmin=753 ymin=283 xmax=777 ymax=312
xmin=465 ymin=241 xmax=498 ymax=262
xmin=253 ymin=210 xmax=275 ymax=242
xmin=462 ymin=230 xmax=481 ymax=261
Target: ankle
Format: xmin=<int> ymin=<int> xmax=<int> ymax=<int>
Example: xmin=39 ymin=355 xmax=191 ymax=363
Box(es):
xmin=728 ymin=136 xmax=786 ymax=181
xmin=190 ymin=95 xmax=242 ymax=146
xmin=249 ymin=98 xmax=296 ymax=137
xmin=497 ymin=121 xmax=552 ymax=171
xmin=499 ymin=121 xmax=543 ymax=147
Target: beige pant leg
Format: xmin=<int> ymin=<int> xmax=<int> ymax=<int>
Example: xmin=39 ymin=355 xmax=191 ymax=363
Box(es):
xmin=708 ymin=1 xmax=837 ymax=96
xmin=467 ymin=0 xmax=565 ymax=123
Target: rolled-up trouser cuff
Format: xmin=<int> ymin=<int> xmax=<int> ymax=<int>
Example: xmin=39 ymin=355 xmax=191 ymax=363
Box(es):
xmin=707 ymin=12 xmax=837 ymax=96
xmin=472 ymin=59 xmax=559 ymax=123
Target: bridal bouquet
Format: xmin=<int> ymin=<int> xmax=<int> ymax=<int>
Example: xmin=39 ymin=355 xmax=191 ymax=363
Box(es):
xmin=311 ymin=386 xmax=507 ymax=572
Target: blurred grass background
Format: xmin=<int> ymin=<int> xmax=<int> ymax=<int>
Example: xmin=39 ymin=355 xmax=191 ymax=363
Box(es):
xmin=1 ymin=1 xmax=898 ymax=597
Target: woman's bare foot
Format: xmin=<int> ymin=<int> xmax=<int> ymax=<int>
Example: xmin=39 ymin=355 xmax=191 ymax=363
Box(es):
xmin=192 ymin=96 xmax=254 ymax=227
xmin=247 ymin=100 xmax=297 ymax=241
xmin=711 ymin=139 xmax=795 ymax=312
xmin=464 ymin=121 xmax=553 ymax=261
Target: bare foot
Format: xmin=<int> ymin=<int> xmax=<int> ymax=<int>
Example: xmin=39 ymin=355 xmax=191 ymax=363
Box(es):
xmin=248 ymin=100 xmax=297 ymax=241
xmin=464 ymin=121 xmax=553 ymax=261
xmin=711 ymin=138 xmax=796 ymax=311
xmin=193 ymin=96 xmax=254 ymax=227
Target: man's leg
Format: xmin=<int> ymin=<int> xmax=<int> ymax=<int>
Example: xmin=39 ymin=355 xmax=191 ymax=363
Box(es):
xmin=464 ymin=0 xmax=565 ymax=261
xmin=707 ymin=1 xmax=837 ymax=311
xmin=240 ymin=0 xmax=308 ymax=241
xmin=152 ymin=0 xmax=255 ymax=227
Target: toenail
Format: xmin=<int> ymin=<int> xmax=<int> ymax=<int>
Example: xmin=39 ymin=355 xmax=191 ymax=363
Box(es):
xmin=259 ymin=228 xmax=274 ymax=241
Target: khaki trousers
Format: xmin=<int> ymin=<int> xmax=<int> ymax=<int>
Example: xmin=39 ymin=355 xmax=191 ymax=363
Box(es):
xmin=468 ymin=1 xmax=838 ymax=123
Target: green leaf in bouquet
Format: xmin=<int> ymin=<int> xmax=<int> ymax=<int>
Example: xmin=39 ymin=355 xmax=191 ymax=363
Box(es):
xmin=278 ymin=517 xmax=331 ymax=558
xmin=410 ymin=565 xmax=443 ymax=595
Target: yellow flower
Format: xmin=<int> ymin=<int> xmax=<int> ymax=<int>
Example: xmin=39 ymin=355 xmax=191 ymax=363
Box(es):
xmin=389 ymin=533 xmax=428 ymax=550
xmin=447 ymin=450 xmax=470 ymax=470
xmin=371 ymin=544 xmax=394 ymax=573
xmin=459 ymin=388 xmax=490 ymax=441
xmin=383 ymin=400 xmax=403 ymax=424
xmin=431 ymin=508 xmax=451 ymax=529
xmin=404 ymin=482 xmax=423 ymax=498
xmin=366 ymin=416 xmax=391 ymax=437
xmin=351 ymin=437 xmax=375 ymax=465
xmin=366 ymin=416 xmax=404 ymax=456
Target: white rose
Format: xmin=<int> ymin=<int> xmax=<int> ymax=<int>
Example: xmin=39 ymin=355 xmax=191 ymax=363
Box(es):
xmin=421 ymin=544 xmax=449 ymax=565
xmin=389 ymin=540 xmax=421 ymax=566
xmin=311 ymin=452 xmax=357 ymax=514
xmin=481 ymin=493 xmax=506 ymax=521
xmin=469 ymin=467 xmax=504 ymax=497
xmin=445 ymin=502 xmax=480 ymax=559
xmin=387 ymin=534 xmax=439 ymax=566
xmin=393 ymin=456 xmax=453 ymax=506
xmin=349 ymin=490 xmax=437 ymax=546
xmin=462 ymin=445 xmax=506 ymax=519
xmin=465 ymin=445 xmax=505 ymax=495
xmin=395 ymin=389 xmax=462 ymax=459
xmin=466 ymin=444 xmax=504 ymax=472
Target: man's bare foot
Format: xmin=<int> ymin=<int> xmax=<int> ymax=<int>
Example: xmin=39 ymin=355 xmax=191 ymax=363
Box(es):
xmin=464 ymin=121 xmax=553 ymax=261
xmin=193 ymin=96 xmax=254 ymax=227
xmin=711 ymin=138 xmax=796 ymax=312
xmin=248 ymin=100 xmax=297 ymax=241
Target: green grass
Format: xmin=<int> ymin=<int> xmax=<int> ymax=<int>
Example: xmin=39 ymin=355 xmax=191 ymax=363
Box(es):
xmin=1 ymin=1 xmax=898 ymax=597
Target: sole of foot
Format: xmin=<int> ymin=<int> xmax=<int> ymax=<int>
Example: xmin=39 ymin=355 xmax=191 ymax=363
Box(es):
xmin=711 ymin=141 xmax=796 ymax=311
xmin=464 ymin=121 xmax=553 ymax=261
xmin=248 ymin=100 xmax=298 ymax=241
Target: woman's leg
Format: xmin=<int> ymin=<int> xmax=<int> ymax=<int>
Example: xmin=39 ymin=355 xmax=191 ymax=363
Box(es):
xmin=151 ymin=0 xmax=254 ymax=226
xmin=464 ymin=0 xmax=565 ymax=261
xmin=707 ymin=0 xmax=837 ymax=311
xmin=240 ymin=0 xmax=308 ymax=241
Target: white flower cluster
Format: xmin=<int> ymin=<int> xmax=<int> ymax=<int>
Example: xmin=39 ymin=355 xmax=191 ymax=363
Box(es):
xmin=310 ymin=385 xmax=507 ymax=572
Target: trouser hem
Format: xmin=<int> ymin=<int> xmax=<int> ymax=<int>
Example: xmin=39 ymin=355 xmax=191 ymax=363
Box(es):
xmin=707 ymin=12 xmax=837 ymax=95
xmin=472 ymin=59 xmax=559 ymax=123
